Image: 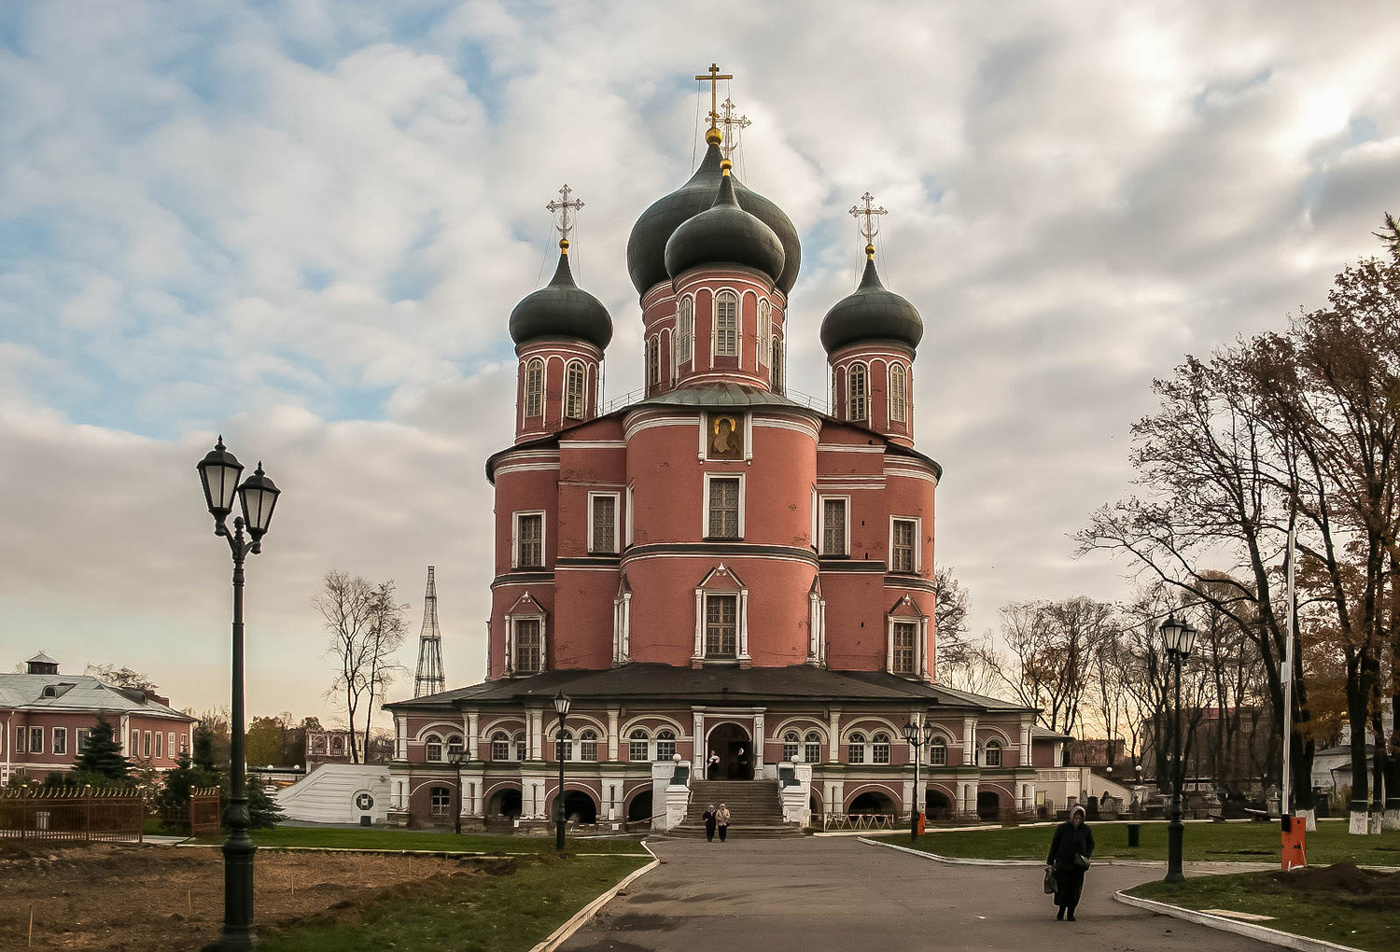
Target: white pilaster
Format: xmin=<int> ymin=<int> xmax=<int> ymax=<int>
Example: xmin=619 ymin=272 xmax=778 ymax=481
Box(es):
xmin=607 ymin=707 xmax=620 ymax=761
xmin=467 ymin=712 xmax=480 ymax=760
xmin=693 ymin=590 xmax=704 ymax=659
xmin=753 ymin=711 xmax=765 ymax=772
xmin=738 ymin=590 xmax=751 ymax=660
xmin=828 ymin=708 xmax=841 ymax=763
xmin=963 ymin=715 xmax=977 ymax=765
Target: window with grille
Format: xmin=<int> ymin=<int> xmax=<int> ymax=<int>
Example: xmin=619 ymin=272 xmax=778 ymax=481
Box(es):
xmin=516 ymin=513 xmax=543 ymax=568
xmin=515 ymin=735 xmax=527 ymax=760
xmin=514 ymin=619 xmax=542 ymax=674
xmin=53 ymin=727 xmax=67 ymax=755
xmin=130 ymin=730 xmax=138 ymax=755
xmin=985 ymin=740 xmax=1003 ymax=767
xmin=848 ymin=732 xmax=866 ymax=764
xmin=848 ymin=364 xmax=868 ymax=419
xmin=872 ymin=732 xmax=892 ymax=764
xmin=564 ymin=361 xmax=586 ymax=418
xmin=591 ymin=495 xmax=617 ymax=553
xmin=758 ymin=300 xmax=770 ymax=366
xmin=782 ymin=731 xmax=800 ymax=761
xmin=154 ymin=731 xmax=161 ymax=758
xmin=715 ymin=291 xmax=738 ymax=356
xmin=929 ymin=740 xmax=948 ymax=766
xmin=678 ymin=297 xmax=694 ymax=364
xmin=144 ymin=731 xmax=152 ymax=757
xmin=77 ymin=729 xmax=91 ymax=753
xmin=647 ymin=337 xmax=661 ymax=390
xmin=629 ymin=730 xmax=650 ymax=762
xmin=707 ymin=477 xmax=740 ymax=538
xmin=892 ymin=621 xmax=917 ymax=675
xmin=168 ymin=732 xmax=175 ymax=757
xmin=446 ymin=735 xmax=464 ymax=760
xmin=821 ymin=498 xmax=847 ymax=556
xmin=771 ymin=338 xmax=783 ymax=393
xmin=579 ymin=730 xmax=598 ymax=761
xmin=891 ymin=519 xmax=916 ymax=572
xmin=889 ymin=362 xmax=907 ymax=423
xmin=555 ymin=730 xmax=573 ymax=761
xmin=804 ymin=732 xmax=822 ymax=765
xmin=180 ymin=733 xmax=188 ymax=754
xmin=525 ymin=359 xmax=544 ymax=417
xmin=426 ymin=734 xmax=443 ymax=762
xmin=430 ymin=786 xmax=451 ymax=816
xmin=655 ymin=729 xmax=676 ymax=761
xmin=705 ymin=594 xmax=738 ymax=657
xmin=491 ymin=732 xmax=511 ymax=761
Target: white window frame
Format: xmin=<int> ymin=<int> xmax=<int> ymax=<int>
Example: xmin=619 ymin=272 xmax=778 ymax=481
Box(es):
xmin=625 ymin=484 xmax=635 ymax=547
xmin=885 ymin=610 xmax=929 ymax=678
xmin=31 ymin=726 xmax=44 ymax=753
xmin=818 ymin=494 xmax=850 ymax=557
xmin=803 ymin=731 xmax=823 ymax=765
xmin=578 ymin=729 xmax=599 ymax=762
xmin=564 ymin=360 xmax=586 ymax=419
xmin=888 ymin=361 xmax=907 ymax=424
xmin=889 ymin=516 xmax=921 ymax=573
xmin=985 ymin=739 xmax=1003 ymax=767
xmin=491 ymin=731 xmax=512 ymax=761
xmin=928 ymin=737 xmax=949 ymax=766
xmin=713 ymin=290 xmax=739 ymax=357
xmin=646 ymin=336 xmax=661 ymax=390
xmin=426 ymin=733 xmax=444 ymax=762
xmin=771 ymin=336 xmax=783 ymax=393
xmin=872 ymin=732 xmax=892 ymax=764
xmin=678 ymin=296 xmax=695 ymax=366
xmin=848 ymin=362 xmax=869 ymax=420
xmin=524 ymin=358 xmax=544 ymax=418
xmin=702 ymin=473 xmax=745 ymax=540
xmin=890 ymin=620 xmax=918 ymax=676
xmin=628 ymin=729 xmax=650 ymax=762
xmin=757 ymin=299 xmax=771 ymax=367
xmin=588 ymin=492 xmax=621 ymax=555
xmin=848 ymin=732 xmax=866 ymax=764
xmin=77 ymin=728 xmax=92 ymax=754
xmin=510 ymin=615 xmax=546 ymax=676
xmin=512 ymin=510 xmax=547 ymax=569
xmin=168 ymin=731 xmax=176 ymax=757
xmin=430 ymin=785 xmax=452 ymax=816
xmin=52 ymin=727 xmax=67 ymax=756
xmin=655 ymin=729 xmax=677 ymax=761
xmin=702 ymin=592 xmax=741 ymax=658
xmin=782 ymin=731 xmax=800 ymax=761
xmin=154 ymin=730 xmax=163 ymax=759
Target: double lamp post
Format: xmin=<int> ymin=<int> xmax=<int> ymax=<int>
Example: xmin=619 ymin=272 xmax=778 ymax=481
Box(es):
xmin=902 ymin=716 xmax=936 ymax=843
xmin=1159 ymin=613 xmax=1198 ymax=884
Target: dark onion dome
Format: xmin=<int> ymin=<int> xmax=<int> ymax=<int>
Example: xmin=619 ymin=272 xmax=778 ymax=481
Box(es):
xmin=627 ymin=130 xmax=802 ymax=295
xmin=508 ymin=240 xmax=613 ymax=350
xmin=819 ymin=246 xmax=924 ymax=353
xmin=664 ymin=158 xmax=785 ymax=284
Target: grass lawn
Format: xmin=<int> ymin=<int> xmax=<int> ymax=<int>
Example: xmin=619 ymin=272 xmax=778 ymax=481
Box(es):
xmin=193 ymin=826 xmax=648 ymax=855
xmin=873 ymin=821 xmax=1400 ymax=866
xmin=1128 ymin=865 xmax=1400 ymax=952
xmin=257 ymin=853 xmax=649 ymax=952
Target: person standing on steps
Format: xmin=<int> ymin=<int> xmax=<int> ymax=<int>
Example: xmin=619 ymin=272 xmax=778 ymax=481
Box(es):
xmin=716 ymin=803 xmax=731 ymax=842
xmin=703 ymin=804 xmax=717 ymax=842
xmin=1045 ymin=805 xmax=1094 ymax=921
xmin=708 ymin=750 xmax=720 ymax=780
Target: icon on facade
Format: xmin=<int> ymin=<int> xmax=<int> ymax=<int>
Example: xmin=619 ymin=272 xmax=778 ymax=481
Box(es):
xmin=708 ymin=413 xmax=742 ymax=459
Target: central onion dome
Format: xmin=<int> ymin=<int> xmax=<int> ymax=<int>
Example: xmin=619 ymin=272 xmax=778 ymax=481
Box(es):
xmin=627 ymin=131 xmax=802 ymax=295
xmin=664 ymin=158 xmax=785 ymax=283
xmin=509 ymin=240 xmax=614 ymax=350
xmin=819 ymin=246 xmax=924 ymax=353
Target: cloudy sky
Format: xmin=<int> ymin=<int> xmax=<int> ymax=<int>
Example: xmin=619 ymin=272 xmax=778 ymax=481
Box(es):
xmin=2 ymin=1 xmax=1397 ymax=730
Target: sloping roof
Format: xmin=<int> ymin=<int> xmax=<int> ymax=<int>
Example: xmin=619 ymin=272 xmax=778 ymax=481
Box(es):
xmin=27 ymin=651 xmax=58 ymax=664
xmin=0 ymin=673 xmax=195 ymax=721
xmin=386 ymin=664 xmax=1032 ymax=714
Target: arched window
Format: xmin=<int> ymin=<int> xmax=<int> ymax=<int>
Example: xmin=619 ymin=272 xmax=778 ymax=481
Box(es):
xmin=848 ymin=732 xmax=867 ymax=765
xmin=564 ymin=361 xmax=586 ymax=419
xmin=446 ymin=735 xmax=464 ymax=760
xmin=758 ymin=300 xmax=771 ymax=367
xmin=771 ymin=337 xmax=783 ymax=393
xmin=985 ymin=739 xmax=1003 ymax=767
xmin=655 ymin=729 xmax=677 ymax=761
xmin=929 ymin=736 xmax=948 ymax=766
xmin=490 ymin=732 xmax=511 ymax=761
xmin=872 ymin=731 xmax=892 ymax=765
xmin=782 ymin=730 xmax=800 ymax=761
xmin=628 ymin=729 xmax=650 ymax=762
xmin=555 ymin=729 xmax=573 ymax=762
xmin=425 ymin=733 xmax=443 ymax=762
xmin=678 ymin=297 xmax=694 ymax=365
xmin=514 ymin=732 xmax=527 ymax=761
xmin=524 ymin=358 xmax=544 ymax=418
xmin=715 ymin=291 xmax=738 ymax=356
xmin=647 ymin=336 xmax=661 ymax=391
xmin=848 ymin=363 xmax=868 ymax=420
xmin=579 ymin=729 xmax=599 ymax=762
xmin=889 ymin=362 xmax=907 ymax=423
xmin=804 ymin=731 xmax=823 ymax=765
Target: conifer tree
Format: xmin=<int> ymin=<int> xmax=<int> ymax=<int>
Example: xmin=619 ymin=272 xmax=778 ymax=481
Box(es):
xmin=72 ymin=718 xmax=129 ymax=783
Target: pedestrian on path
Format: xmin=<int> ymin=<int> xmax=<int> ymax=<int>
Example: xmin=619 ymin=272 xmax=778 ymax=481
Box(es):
xmin=1045 ymin=805 xmax=1094 ymax=921
xmin=717 ymin=803 xmax=731 ymax=842
xmin=703 ymin=804 xmax=717 ymax=842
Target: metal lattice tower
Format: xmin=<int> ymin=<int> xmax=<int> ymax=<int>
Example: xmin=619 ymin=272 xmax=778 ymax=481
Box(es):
xmin=413 ymin=566 xmax=446 ymax=697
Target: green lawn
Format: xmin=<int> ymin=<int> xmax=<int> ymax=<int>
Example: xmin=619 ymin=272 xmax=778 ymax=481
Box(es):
xmin=257 ymin=853 xmax=649 ymax=952
xmin=193 ymin=826 xmax=648 ymax=855
xmin=874 ymin=821 xmax=1400 ymax=866
xmin=1129 ymin=867 xmax=1400 ymax=952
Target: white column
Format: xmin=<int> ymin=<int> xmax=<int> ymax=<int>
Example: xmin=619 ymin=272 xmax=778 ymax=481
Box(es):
xmin=738 ymin=590 xmax=751 ymax=660
xmin=919 ymin=616 xmax=930 ymax=681
xmin=467 ymin=712 xmax=480 ymax=760
xmin=693 ymin=711 xmax=705 ymax=771
xmin=963 ymin=715 xmax=977 ymax=766
xmin=828 ymin=708 xmax=841 ymax=763
xmin=693 ymin=591 xmax=704 ymax=659
xmin=531 ymin=709 xmax=544 ymax=761
xmin=903 ymin=779 xmax=915 ymax=819
xmin=621 ymin=593 xmax=631 ymax=661
xmin=606 ymin=708 xmax=620 ymax=761
xmin=753 ymin=711 xmax=765 ymax=773
xmin=395 ymin=715 xmax=407 ymax=760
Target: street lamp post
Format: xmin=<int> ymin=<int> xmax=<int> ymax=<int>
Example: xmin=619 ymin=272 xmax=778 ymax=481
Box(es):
xmin=901 ymin=715 xmax=936 ymax=844
xmin=448 ymin=747 xmax=466 ymax=836
xmin=1159 ymin=613 xmax=1198 ymax=884
xmin=553 ymin=691 xmax=571 ymax=851
xmin=197 ymin=437 xmax=281 ymax=951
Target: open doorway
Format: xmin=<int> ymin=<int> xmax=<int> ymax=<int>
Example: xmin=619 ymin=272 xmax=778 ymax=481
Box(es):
xmin=706 ymin=723 xmax=754 ymax=779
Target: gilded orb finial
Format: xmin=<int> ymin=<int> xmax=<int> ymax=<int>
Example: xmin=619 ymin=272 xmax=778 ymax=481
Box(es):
xmin=706 ymin=126 xmax=723 ymax=146
xmin=560 ymin=237 xmax=570 ymax=254
xmin=720 ymin=158 xmax=733 ymax=177
xmin=695 ymin=63 xmax=734 ymax=144
xmin=866 ymin=243 xmax=876 ymax=260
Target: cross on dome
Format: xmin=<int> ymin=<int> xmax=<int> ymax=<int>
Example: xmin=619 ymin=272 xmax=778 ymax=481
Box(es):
xmin=850 ymin=192 xmax=888 ymax=255
xmin=695 ymin=62 xmax=734 ymax=139
xmin=716 ymin=97 xmax=750 ymax=159
xmin=546 ymin=184 xmax=585 ymax=251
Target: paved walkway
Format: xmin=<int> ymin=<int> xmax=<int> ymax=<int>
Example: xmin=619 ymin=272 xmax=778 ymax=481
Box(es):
xmin=562 ymin=836 xmax=1274 ymax=952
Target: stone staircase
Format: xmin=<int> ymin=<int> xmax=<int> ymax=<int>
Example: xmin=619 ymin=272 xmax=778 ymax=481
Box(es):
xmin=668 ymin=780 xmax=801 ymax=838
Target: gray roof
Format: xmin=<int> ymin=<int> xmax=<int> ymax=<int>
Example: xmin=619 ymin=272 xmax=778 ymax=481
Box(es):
xmin=634 ymin=382 xmax=818 ymax=411
xmin=386 ymin=664 xmax=1032 ymax=714
xmin=27 ymin=651 xmax=57 ymax=664
xmin=0 ymin=673 xmax=195 ymax=721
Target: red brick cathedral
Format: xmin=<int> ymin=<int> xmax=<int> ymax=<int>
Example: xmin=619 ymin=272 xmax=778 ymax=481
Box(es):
xmin=386 ymin=87 xmax=1048 ymax=830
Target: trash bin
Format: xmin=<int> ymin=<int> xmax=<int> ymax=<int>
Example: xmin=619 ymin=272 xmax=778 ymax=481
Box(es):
xmin=1126 ymin=823 xmax=1140 ymax=848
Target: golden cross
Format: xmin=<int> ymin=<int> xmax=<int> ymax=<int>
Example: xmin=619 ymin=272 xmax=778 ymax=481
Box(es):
xmin=546 ymin=184 xmax=585 ymax=247
xmin=849 ymin=191 xmax=889 ymax=244
xmin=717 ymin=97 xmax=750 ymax=159
xmin=695 ymin=63 xmax=734 ymax=131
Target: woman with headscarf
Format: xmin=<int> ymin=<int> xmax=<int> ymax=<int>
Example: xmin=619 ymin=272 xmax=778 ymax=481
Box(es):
xmin=703 ymin=804 xmax=717 ymax=842
xmin=716 ymin=803 xmax=731 ymax=842
xmin=1045 ymin=804 xmax=1094 ymax=920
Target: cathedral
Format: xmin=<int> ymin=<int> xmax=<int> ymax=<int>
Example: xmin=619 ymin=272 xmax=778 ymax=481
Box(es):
xmin=385 ymin=73 xmax=1052 ymax=831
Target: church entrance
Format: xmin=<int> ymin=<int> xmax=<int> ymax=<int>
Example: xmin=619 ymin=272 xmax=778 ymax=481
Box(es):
xmin=706 ymin=723 xmax=754 ymax=780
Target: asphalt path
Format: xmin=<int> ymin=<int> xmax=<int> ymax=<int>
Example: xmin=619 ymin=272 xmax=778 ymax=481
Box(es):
xmin=561 ymin=835 xmax=1275 ymax=952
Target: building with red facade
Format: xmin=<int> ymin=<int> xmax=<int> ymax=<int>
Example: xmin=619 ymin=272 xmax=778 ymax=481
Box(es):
xmin=385 ymin=115 xmax=1050 ymax=830
xmin=1 ymin=653 xmax=197 ymax=783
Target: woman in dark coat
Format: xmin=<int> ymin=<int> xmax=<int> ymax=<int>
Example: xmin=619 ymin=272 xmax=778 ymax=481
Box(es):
xmin=703 ymin=804 xmax=717 ymax=843
xmin=1045 ymin=805 xmax=1094 ymax=920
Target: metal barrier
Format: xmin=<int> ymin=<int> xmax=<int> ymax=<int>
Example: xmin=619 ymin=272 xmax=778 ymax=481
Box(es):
xmin=189 ymin=788 xmax=222 ymax=837
xmin=821 ymin=812 xmax=895 ymax=831
xmin=0 ymin=787 xmax=146 ymax=844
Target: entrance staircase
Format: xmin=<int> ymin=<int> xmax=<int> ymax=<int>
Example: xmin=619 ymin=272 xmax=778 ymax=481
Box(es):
xmin=668 ymin=780 xmax=801 ymax=838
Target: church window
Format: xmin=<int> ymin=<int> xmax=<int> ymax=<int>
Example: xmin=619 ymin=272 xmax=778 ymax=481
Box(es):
xmin=872 ymin=732 xmax=892 ymax=765
xmin=678 ymin=297 xmax=694 ymax=365
xmin=704 ymin=594 xmax=738 ymax=658
xmin=848 ymin=363 xmax=868 ymax=420
xmin=647 ymin=337 xmax=661 ymax=391
xmin=629 ymin=729 xmax=650 ymax=762
xmin=514 ymin=512 xmax=544 ymax=568
xmin=30 ymin=728 xmax=45 ymax=753
xmin=53 ymin=727 xmax=67 ymax=756
xmin=491 ymin=732 xmax=511 ymax=761
xmin=985 ymin=739 xmax=1003 ymax=767
xmin=771 ymin=338 xmax=783 ymax=393
xmin=514 ymin=619 xmax=543 ymax=674
xmin=782 ymin=731 xmax=800 ymax=761
xmin=515 ymin=733 xmax=527 ymax=761
xmin=524 ymin=359 xmax=544 ymax=417
xmin=889 ymin=362 xmax=907 ymax=423
xmin=758 ymin=300 xmax=771 ymax=367
xmin=656 ymin=729 xmax=677 ymax=761
xmin=579 ymin=730 xmax=599 ymax=762
xmin=564 ymin=361 xmax=586 ymax=419
xmin=891 ymin=518 xmax=917 ymax=573
xmin=820 ymin=497 xmax=848 ymax=557
xmin=144 ymin=731 xmax=152 ymax=757
xmin=929 ymin=738 xmax=948 ymax=766
xmin=446 ymin=735 xmax=464 ymax=760
xmin=715 ymin=291 xmax=738 ymax=356
xmin=848 ymin=732 xmax=866 ymax=764
xmin=430 ymin=786 xmax=451 ymax=816
xmin=804 ymin=731 xmax=823 ymax=765
xmin=425 ymin=734 xmax=443 ymax=762
xmin=555 ymin=729 xmax=573 ymax=761
xmin=590 ymin=493 xmax=618 ymax=554
xmin=706 ymin=476 xmax=741 ymax=539
xmin=168 ymin=732 xmax=175 ymax=757
xmin=892 ymin=622 xmax=917 ymax=675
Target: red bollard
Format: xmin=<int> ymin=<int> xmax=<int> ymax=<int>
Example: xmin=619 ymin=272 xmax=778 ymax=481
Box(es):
xmin=1281 ymin=815 xmax=1307 ymax=870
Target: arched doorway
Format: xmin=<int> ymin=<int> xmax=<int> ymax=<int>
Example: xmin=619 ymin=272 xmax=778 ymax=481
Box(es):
xmin=627 ymin=790 xmax=653 ymax=823
xmin=706 ymin=723 xmax=753 ymax=779
xmin=550 ymin=791 xmax=597 ymax=824
xmin=487 ymin=787 xmax=522 ymax=818
xmin=977 ymin=790 xmax=1001 ymax=820
xmin=925 ymin=789 xmax=952 ymax=821
xmin=848 ymin=791 xmax=896 ymax=817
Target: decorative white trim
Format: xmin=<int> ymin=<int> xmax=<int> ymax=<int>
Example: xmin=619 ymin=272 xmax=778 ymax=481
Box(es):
xmin=495 ymin=462 xmax=561 ymax=478
xmin=752 ymin=417 xmax=820 ymax=438
xmin=818 ymin=494 xmax=851 ymax=557
xmin=888 ymin=515 xmax=922 ymax=573
xmin=512 ymin=510 xmax=547 ymax=569
xmin=587 ymin=491 xmax=621 ymax=555
xmin=562 ymin=440 xmax=628 ymax=450
xmin=506 ymin=612 xmax=547 ymax=676
xmin=623 ymin=413 xmax=696 ymax=440
xmin=625 ymin=484 xmax=634 ymax=547
xmin=701 ymin=472 xmax=745 ymax=539
xmin=817 ymin=443 xmax=887 ymax=454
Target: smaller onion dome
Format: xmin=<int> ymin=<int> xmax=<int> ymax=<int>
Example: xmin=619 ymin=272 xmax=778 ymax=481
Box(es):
xmin=509 ymin=240 xmax=614 ymax=350
xmin=664 ymin=159 xmax=786 ymax=285
xmin=819 ymin=246 xmax=924 ymax=353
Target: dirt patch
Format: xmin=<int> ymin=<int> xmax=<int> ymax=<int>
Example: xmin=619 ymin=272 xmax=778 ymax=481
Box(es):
xmin=1266 ymin=862 xmax=1400 ymax=911
xmin=0 ymin=842 xmax=488 ymax=951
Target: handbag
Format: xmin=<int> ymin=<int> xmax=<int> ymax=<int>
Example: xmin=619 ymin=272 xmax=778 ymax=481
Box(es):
xmin=1074 ymin=853 xmax=1092 ymax=870
xmin=1043 ymin=868 xmax=1057 ymax=894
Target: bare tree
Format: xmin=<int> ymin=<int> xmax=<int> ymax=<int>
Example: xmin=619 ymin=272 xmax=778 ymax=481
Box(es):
xmin=85 ymin=663 xmax=159 ymax=694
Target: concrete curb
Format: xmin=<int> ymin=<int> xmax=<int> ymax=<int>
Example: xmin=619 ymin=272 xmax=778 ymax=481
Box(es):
xmin=856 ymin=836 xmax=1203 ymax=869
xmin=528 ymin=839 xmax=661 ymax=952
xmin=1113 ymin=890 xmax=1367 ymax=952
xmin=174 ymin=842 xmax=649 ymax=858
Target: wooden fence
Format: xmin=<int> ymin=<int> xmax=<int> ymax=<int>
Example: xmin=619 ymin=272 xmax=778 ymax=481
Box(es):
xmin=0 ymin=787 xmax=146 ymax=844
xmin=189 ymin=787 xmax=221 ymax=837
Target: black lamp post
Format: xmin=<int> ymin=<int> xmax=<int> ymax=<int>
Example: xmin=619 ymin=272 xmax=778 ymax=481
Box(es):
xmin=553 ymin=691 xmax=571 ymax=851
xmin=448 ymin=747 xmax=466 ymax=836
xmin=1159 ymin=613 xmax=1198 ymax=884
xmin=901 ymin=715 xmax=936 ymax=843
xmin=197 ymin=437 xmax=281 ymax=952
